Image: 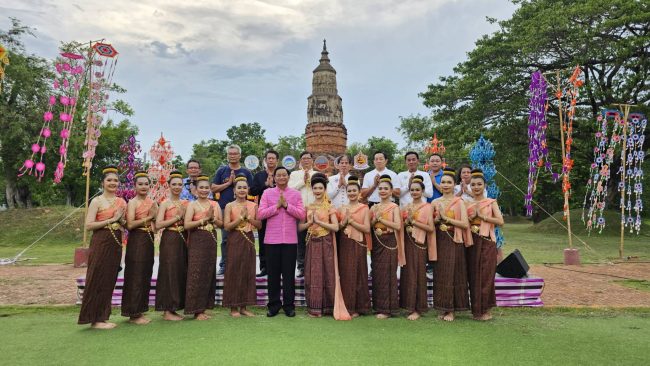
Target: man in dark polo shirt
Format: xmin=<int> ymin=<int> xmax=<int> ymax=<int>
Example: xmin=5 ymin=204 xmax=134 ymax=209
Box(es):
xmin=250 ymin=149 xmax=279 ymax=277
xmin=211 ymin=144 xmax=253 ymax=275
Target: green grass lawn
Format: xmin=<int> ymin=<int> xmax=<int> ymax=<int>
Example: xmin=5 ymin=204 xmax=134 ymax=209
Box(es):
xmin=1 ymin=206 xmax=648 ymax=264
xmin=1 ymin=306 xmax=649 ymax=365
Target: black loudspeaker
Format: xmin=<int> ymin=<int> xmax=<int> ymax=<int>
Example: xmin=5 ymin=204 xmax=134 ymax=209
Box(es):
xmin=496 ymin=249 xmax=529 ymax=278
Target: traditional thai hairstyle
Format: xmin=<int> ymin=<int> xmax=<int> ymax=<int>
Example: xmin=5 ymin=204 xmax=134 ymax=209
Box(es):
xmin=347 ymin=175 xmax=360 ymax=189
xmin=378 ymin=174 xmax=393 ymax=189
xmin=169 ymin=170 xmax=183 ymax=184
xmin=442 ymin=167 xmax=456 ymax=180
xmin=410 ymin=175 xmax=425 ymax=190
xmin=195 ymin=175 xmax=210 ymax=184
xmin=310 ymin=172 xmax=328 ymax=188
xmin=101 ymin=165 xmax=119 ymax=182
xmin=134 ymin=170 xmax=150 ymax=183
xmin=234 ymin=174 xmax=249 ymax=186
xmin=470 ymin=168 xmax=486 ymax=183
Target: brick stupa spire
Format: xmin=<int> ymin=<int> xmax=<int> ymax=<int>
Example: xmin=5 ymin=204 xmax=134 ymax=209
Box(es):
xmin=305 ymin=39 xmax=348 ymax=169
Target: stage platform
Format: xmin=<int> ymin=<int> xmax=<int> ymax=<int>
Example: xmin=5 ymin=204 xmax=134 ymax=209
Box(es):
xmin=76 ymin=257 xmax=544 ymax=308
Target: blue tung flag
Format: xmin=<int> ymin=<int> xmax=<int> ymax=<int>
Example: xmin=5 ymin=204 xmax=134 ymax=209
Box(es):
xmin=469 ymin=134 xmax=505 ymax=248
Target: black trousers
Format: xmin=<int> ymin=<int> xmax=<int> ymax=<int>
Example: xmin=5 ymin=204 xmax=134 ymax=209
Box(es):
xmin=266 ymin=244 xmax=297 ymax=312
xmin=296 ymin=230 xmax=307 ymax=270
xmin=258 ymin=219 xmax=267 ymax=271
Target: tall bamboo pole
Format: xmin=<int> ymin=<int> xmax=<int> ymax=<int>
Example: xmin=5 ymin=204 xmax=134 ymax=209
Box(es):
xmin=82 ymin=43 xmax=94 ymax=247
xmin=556 ymin=71 xmax=573 ymax=248
xmin=615 ymin=103 xmax=634 ymax=259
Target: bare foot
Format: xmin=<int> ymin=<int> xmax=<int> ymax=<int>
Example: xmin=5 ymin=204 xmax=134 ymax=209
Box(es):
xmin=308 ymin=313 xmax=322 ymax=318
xmin=351 ymin=313 xmax=360 ymax=318
xmin=480 ymin=312 xmax=493 ymax=321
xmin=162 ymin=311 xmax=183 ymax=321
xmin=438 ymin=312 xmax=446 ymax=320
xmin=407 ymin=312 xmax=421 ymax=321
xmin=442 ymin=312 xmax=455 ymax=322
xmin=91 ymin=321 xmax=117 ymax=329
xmin=129 ymin=315 xmax=151 ymax=325
xmin=376 ymin=313 xmax=389 ymax=319
xmin=230 ymin=310 xmax=241 ymax=318
xmin=240 ymin=309 xmax=256 ymax=317
xmin=195 ymin=313 xmax=211 ymax=321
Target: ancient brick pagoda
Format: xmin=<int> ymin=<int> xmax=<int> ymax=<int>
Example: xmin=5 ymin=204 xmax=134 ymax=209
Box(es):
xmin=305 ymin=40 xmax=348 ymax=170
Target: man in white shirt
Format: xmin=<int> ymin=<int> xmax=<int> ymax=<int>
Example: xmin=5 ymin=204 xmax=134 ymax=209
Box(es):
xmin=327 ymin=154 xmax=352 ymax=208
xmin=288 ymin=151 xmax=316 ymax=277
xmin=361 ymin=151 xmax=400 ymax=207
xmin=398 ymin=151 xmax=433 ymax=208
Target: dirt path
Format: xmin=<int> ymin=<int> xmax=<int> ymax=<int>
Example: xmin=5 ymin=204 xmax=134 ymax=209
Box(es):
xmin=0 ymin=263 xmax=649 ymax=307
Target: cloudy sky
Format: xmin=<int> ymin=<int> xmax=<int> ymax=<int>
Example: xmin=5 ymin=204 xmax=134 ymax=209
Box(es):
xmin=1 ymin=0 xmax=517 ymax=161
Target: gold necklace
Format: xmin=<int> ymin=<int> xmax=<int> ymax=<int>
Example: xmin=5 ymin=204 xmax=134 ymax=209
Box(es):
xmin=196 ymin=200 xmax=210 ymax=212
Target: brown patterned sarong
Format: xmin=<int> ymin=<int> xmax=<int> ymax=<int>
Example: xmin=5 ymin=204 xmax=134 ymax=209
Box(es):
xmin=466 ymin=233 xmax=497 ymax=317
xmin=433 ymin=229 xmax=469 ymax=312
xmin=78 ymin=229 xmax=123 ymax=324
xmin=155 ymin=230 xmax=187 ymax=312
xmin=371 ymin=233 xmax=399 ymax=315
xmin=222 ymin=230 xmax=257 ymax=307
xmin=184 ymin=230 xmax=217 ymax=314
xmin=338 ymin=235 xmax=371 ymax=315
xmin=400 ymin=234 xmax=428 ymax=313
xmin=121 ymin=229 xmax=154 ymax=317
xmin=305 ymin=234 xmax=336 ymax=315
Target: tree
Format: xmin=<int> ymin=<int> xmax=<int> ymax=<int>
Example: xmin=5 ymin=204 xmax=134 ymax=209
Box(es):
xmin=1 ymin=19 xmax=54 ymax=208
xmin=274 ymin=135 xmax=305 ymax=162
xmin=226 ymin=122 xmax=271 ymax=159
xmin=190 ymin=138 xmax=229 ymax=177
xmin=405 ymin=0 xmax=650 ymax=218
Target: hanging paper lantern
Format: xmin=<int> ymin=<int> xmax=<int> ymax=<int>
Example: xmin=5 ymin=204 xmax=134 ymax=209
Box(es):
xmin=82 ymin=42 xmax=119 ymax=176
xmin=525 ymin=71 xmax=556 ymax=216
xmin=18 ymin=52 xmax=85 ymax=182
xmin=147 ymin=133 xmax=176 ymax=203
xmin=582 ymin=110 xmax=624 ymax=234
xmin=116 ymin=134 xmax=142 ymax=202
xmin=621 ymin=113 xmax=646 ymax=234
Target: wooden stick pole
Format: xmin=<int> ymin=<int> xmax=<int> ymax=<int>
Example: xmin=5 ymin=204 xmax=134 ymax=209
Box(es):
xmin=615 ymin=103 xmax=633 ymax=259
xmin=556 ymin=71 xmax=573 ymax=248
xmin=82 ymin=42 xmax=94 ymax=247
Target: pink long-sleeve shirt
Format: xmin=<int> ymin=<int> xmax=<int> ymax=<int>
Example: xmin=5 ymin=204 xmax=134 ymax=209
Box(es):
xmin=257 ymin=186 xmax=306 ymax=244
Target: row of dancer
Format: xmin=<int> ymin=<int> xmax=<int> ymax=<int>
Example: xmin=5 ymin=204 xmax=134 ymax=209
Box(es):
xmin=78 ymin=159 xmax=503 ymax=328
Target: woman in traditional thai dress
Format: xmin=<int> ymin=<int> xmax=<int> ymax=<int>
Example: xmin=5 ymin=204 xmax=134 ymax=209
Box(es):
xmin=432 ymin=167 xmax=472 ymax=322
xmin=78 ymin=165 xmax=127 ymax=329
xmin=121 ymin=171 xmax=158 ymax=325
xmin=465 ymin=169 xmax=504 ymax=321
xmin=154 ymin=170 xmax=189 ymax=321
xmin=222 ymin=175 xmax=261 ymax=317
xmin=299 ymin=173 xmax=350 ymax=319
xmin=184 ymin=175 xmax=222 ymax=320
xmin=369 ymin=175 xmax=404 ymax=319
xmin=400 ymin=176 xmax=435 ymax=320
xmin=337 ymin=176 xmax=371 ymax=317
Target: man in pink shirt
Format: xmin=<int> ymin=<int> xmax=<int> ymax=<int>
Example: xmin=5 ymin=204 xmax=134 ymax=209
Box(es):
xmin=258 ymin=166 xmax=306 ymax=317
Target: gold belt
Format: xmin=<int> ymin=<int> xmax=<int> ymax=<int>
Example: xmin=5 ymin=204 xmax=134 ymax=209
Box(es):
xmin=198 ymin=223 xmax=214 ymax=231
xmin=136 ymin=226 xmax=152 ymax=231
xmin=167 ymin=226 xmax=184 ymax=232
xmin=374 ymin=227 xmax=394 ymax=236
xmin=105 ymin=222 xmax=123 ymax=231
xmin=437 ymin=223 xmax=454 ymax=232
xmin=471 ymin=224 xmax=480 ymax=234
